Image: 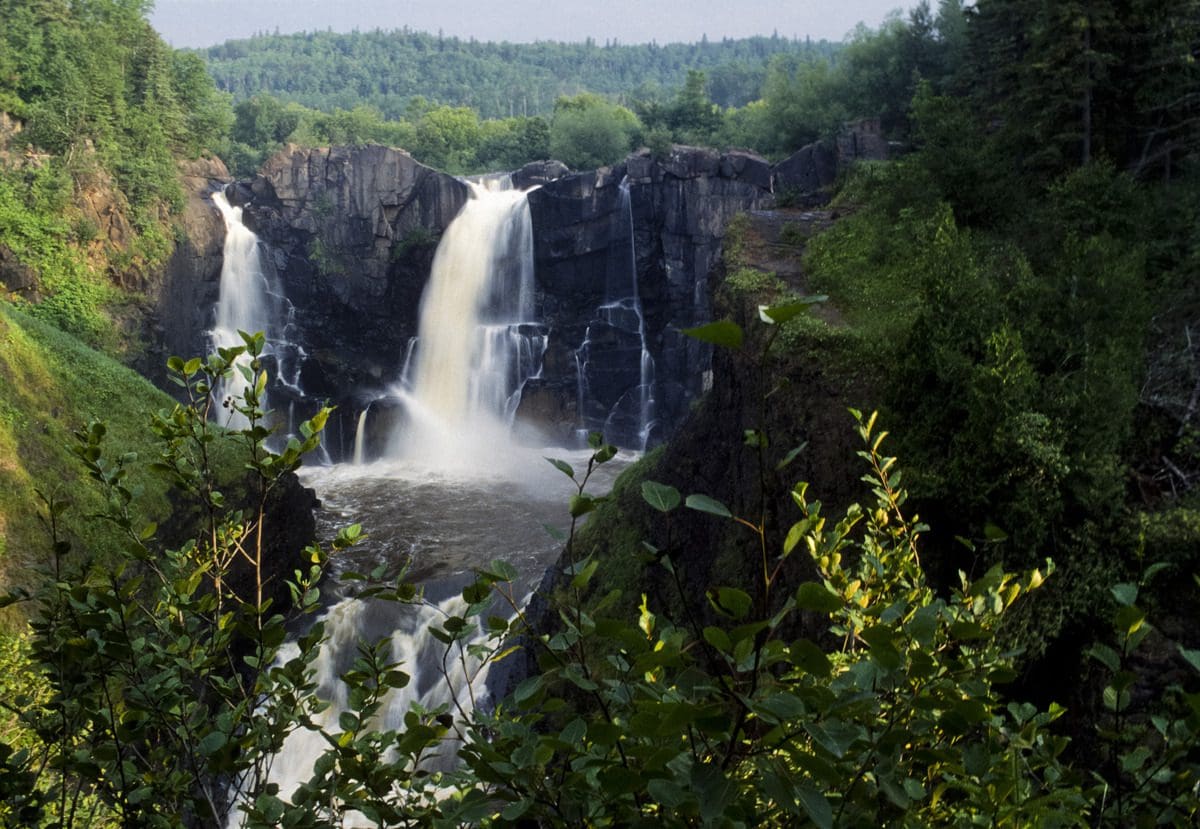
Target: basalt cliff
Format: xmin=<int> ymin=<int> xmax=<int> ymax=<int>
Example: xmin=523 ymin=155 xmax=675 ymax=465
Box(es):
xmin=156 ymin=141 xmax=838 ymax=457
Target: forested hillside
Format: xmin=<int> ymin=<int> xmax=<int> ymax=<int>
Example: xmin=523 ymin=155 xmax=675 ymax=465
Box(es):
xmin=200 ymin=29 xmax=835 ymax=119
xmin=0 ymin=0 xmax=230 ymax=354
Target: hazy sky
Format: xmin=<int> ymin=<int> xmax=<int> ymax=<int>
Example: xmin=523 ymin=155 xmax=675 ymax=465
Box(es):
xmin=150 ymin=1 xmax=916 ymax=49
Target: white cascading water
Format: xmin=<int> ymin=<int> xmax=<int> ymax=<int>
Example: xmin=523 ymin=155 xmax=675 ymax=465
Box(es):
xmin=211 ymin=190 xmax=275 ymax=428
xmin=386 ymin=177 xmax=546 ymax=469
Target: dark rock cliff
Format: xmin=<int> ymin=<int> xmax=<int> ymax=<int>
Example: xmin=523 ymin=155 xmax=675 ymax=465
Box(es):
xmin=154 ymin=141 xmax=844 ymax=458
xmin=520 ymin=146 xmax=775 ymax=446
xmin=232 ymin=145 xmax=471 ymax=454
xmin=143 ymin=157 xmax=232 ymax=385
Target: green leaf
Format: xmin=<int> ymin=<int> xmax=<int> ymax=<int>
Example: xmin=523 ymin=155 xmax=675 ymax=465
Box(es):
xmin=983 ymin=522 xmax=1008 ymax=542
xmin=795 ymin=582 xmax=842 ymax=614
xmin=1110 ymin=582 xmax=1138 ymax=607
xmin=593 ymin=444 xmax=618 ymax=464
xmin=703 ymin=626 xmax=732 ymax=653
xmin=682 ymin=319 xmax=744 ymax=349
xmin=1088 ymin=643 xmax=1121 ymax=673
xmin=570 ymin=559 xmax=599 ymax=589
xmin=708 ymin=587 xmax=752 ymax=619
xmin=545 ymin=457 xmax=575 ymax=479
xmin=796 ymin=783 xmax=833 ymax=829
xmin=776 ymin=442 xmax=808 ymax=471
xmin=197 ymin=730 xmax=226 ymax=756
xmin=1179 ymin=647 xmax=1200 ymax=675
xmin=647 ymin=778 xmax=688 ymax=809
xmin=569 ymin=493 xmax=597 ymax=518
xmin=500 ymin=799 xmax=531 ymax=821
xmin=513 ymin=674 xmax=544 ymax=706
xmin=641 ymin=480 xmax=681 ymax=512
xmin=758 ymin=296 xmax=826 ymax=325
xmin=685 ymin=493 xmax=732 ymax=518
xmin=790 ymin=638 xmax=832 ymax=676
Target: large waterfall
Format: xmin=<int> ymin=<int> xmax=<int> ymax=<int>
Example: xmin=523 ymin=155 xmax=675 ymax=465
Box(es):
xmin=222 ymin=177 xmax=588 ymax=822
xmin=385 ymin=177 xmax=546 ymax=468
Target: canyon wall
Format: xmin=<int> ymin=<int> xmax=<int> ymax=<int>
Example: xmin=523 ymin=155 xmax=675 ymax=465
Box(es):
xmin=158 ymin=141 xmax=836 ymax=456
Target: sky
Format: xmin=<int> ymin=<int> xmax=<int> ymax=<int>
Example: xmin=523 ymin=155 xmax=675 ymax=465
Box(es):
xmin=149 ymin=0 xmax=917 ymax=49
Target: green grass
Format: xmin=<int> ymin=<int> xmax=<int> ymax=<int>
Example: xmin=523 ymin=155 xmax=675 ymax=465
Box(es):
xmin=0 ymin=302 xmax=177 ymax=630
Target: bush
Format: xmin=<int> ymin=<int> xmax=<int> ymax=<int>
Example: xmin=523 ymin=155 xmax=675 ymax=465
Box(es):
xmin=1 ymin=320 xmax=1196 ymax=826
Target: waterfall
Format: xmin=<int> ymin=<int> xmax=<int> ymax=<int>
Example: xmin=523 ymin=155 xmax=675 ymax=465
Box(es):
xmin=574 ymin=178 xmax=657 ymax=450
xmin=210 ymin=190 xmax=326 ymax=458
xmin=386 ymin=178 xmax=546 ymax=468
xmin=352 ymin=407 xmax=370 ymax=465
xmin=211 ymin=191 xmax=276 ymax=428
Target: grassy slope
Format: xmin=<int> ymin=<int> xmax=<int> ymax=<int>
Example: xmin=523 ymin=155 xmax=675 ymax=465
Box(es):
xmin=0 ymin=301 xmax=176 ymax=629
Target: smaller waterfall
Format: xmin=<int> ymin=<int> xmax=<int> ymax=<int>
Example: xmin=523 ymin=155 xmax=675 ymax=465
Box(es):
xmin=574 ymin=178 xmax=656 ymax=449
xmin=211 ymin=190 xmax=326 ymax=458
xmin=352 ymin=408 xmax=370 ymax=465
xmin=211 ymin=191 xmax=275 ymax=428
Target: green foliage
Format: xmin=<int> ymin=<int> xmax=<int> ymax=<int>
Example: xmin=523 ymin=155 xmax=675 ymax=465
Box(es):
xmin=456 ymin=409 xmax=1084 ymax=827
xmin=806 ymin=158 xmax=1150 ymax=623
xmin=0 ymin=303 xmax=178 ymax=591
xmin=201 ymin=30 xmax=833 ymax=121
xmin=413 ymin=106 xmax=482 ymax=174
xmin=549 ymin=95 xmax=641 ymax=171
xmin=2 ymin=332 xmax=341 ymax=826
xmin=1 ymin=312 xmax=1197 ymax=827
xmin=1086 ymin=565 xmax=1200 ymax=826
xmin=0 ymin=165 xmax=120 ymax=350
xmin=0 ymin=0 xmax=225 ymax=216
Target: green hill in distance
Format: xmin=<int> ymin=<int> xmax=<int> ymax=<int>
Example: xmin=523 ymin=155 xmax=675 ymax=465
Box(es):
xmin=199 ymin=29 xmax=836 ymax=119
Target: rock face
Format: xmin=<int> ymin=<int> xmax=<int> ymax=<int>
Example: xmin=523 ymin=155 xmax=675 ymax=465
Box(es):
xmin=232 ymin=145 xmax=471 ymax=455
xmin=523 ymin=146 xmax=774 ymax=445
xmin=145 ymin=157 xmax=232 ymax=384
xmin=772 ymin=142 xmax=838 ymax=205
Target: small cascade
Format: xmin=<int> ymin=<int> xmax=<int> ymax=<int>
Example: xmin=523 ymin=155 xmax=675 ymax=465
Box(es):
xmin=380 ymin=177 xmax=546 ymax=468
xmin=352 ymin=407 xmax=370 ymax=465
xmin=211 ymin=190 xmax=327 ymax=458
xmin=574 ymin=178 xmax=656 ymax=449
xmin=227 ymin=595 xmax=491 ymax=826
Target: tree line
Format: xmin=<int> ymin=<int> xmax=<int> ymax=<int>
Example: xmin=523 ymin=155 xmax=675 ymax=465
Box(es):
xmin=200 ymin=28 xmax=836 ymax=120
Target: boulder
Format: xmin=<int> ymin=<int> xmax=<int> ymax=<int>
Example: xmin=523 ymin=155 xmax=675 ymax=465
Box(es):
xmin=772 ymin=142 xmax=838 ymax=200
xmin=512 ymin=160 xmax=570 ymax=189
